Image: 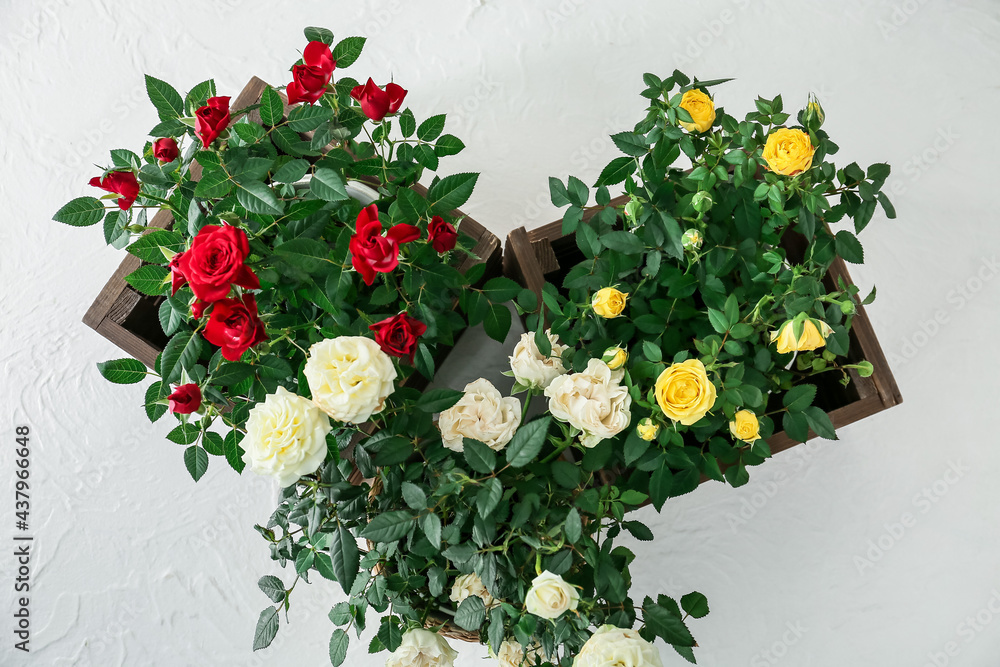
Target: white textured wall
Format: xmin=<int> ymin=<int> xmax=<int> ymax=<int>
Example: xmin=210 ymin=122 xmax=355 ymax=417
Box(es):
xmin=2 ymin=1 xmax=999 ymax=665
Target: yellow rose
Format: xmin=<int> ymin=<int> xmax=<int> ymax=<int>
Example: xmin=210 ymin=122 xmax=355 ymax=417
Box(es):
xmin=729 ymin=409 xmax=760 ymax=443
xmin=654 ymin=358 xmax=717 ymax=426
xmin=762 ymin=128 xmax=816 ymax=176
xmin=678 ymin=88 xmax=716 ymax=133
xmin=770 ymin=319 xmax=834 ymax=354
xmin=592 ymin=287 xmax=628 ymax=318
xmin=602 ymin=346 xmax=628 ymax=370
xmin=636 ymin=418 xmax=659 ymax=441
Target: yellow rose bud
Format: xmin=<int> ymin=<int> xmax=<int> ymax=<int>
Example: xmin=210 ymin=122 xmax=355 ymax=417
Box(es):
xmin=770 ymin=319 xmax=834 ymax=354
xmin=729 ymin=409 xmax=761 ymax=443
xmin=678 ymin=88 xmax=716 ymax=133
xmin=805 ymin=93 xmax=825 ymax=128
xmin=636 ymin=417 xmax=659 ymax=441
xmin=681 ymin=229 xmax=703 ymax=251
xmin=762 ymin=128 xmax=816 ymax=176
xmin=592 ymin=287 xmax=628 ymax=319
xmin=654 ymin=358 xmax=717 ymax=426
xmin=602 ymin=346 xmax=628 ymax=370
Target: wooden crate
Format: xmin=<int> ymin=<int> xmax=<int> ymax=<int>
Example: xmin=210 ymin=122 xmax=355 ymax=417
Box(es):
xmin=504 ymin=194 xmax=902 ymax=457
xmin=83 ymin=77 xmax=502 ymax=368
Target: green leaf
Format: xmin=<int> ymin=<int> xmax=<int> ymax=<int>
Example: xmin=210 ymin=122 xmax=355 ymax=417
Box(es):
xmin=551 ymin=460 xmax=581 ymax=489
xmin=481 ymin=277 xmax=522 ymax=303
xmin=642 ymin=340 xmax=662 ymax=363
xmin=54 ymin=197 xmax=106 ymax=227
xmin=373 ymin=437 xmax=413 ymax=466
xmin=417 ymin=114 xmax=446 ymax=142
xmin=399 ymin=109 xmax=416 ymax=138
xmin=680 ymin=591 xmax=710 ymax=619
xmin=96 ymin=358 xmax=147 ymax=384
xmin=202 ymin=431 xmax=224 ymax=456
xmin=272 ymin=159 xmax=311 ymax=183
xmin=707 ymin=308 xmax=730 ymax=334
xmin=273 ymin=237 xmax=331 ymax=272
xmin=331 ymin=36 xmax=366 ymax=68
xmin=649 ymin=465 xmax=673 ymax=511
xmin=212 ymin=362 xmax=255 ymax=386
xmin=644 ymin=601 xmax=695 ymax=647
xmin=330 ymin=525 xmax=360 ymax=595
xmin=360 ymin=511 xmax=414 ymax=543
xmin=463 ymin=438 xmax=497 ymax=474
xmin=782 ymin=384 xmax=817 ymax=412
xmin=145 ymin=74 xmax=184 ymax=121
xmin=427 ymin=172 xmax=478 ymax=213
xmin=224 ymin=430 xmax=246 ymax=474
xmin=804 ymin=405 xmax=837 ymax=440
xmin=401 ymin=482 xmax=427 ymax=510
xmin=566 ymin=175 xmax=589 ymax=207
xmin=260 ymin=86 xmax=284 ymax=126
xmin=453 ymin=595 xmax=486 ymax=631
xmin=595 ymin=156 xmax=636 ymax=187
xmin=505 ymin=416 xmax=551 ymax=468
xmin=125 ymin=265 xmax=170 ymax=296
xmin=310 ymin=168 xmax=349 ymax=202
xmin=304 ymin=26 xmax=334 ymax=44
xmin=421 ymin=513 xmax=442 ymax=550
xmin=184 ymin=446 xmax=209 ymax=482
xmin=611 ymin=131 xmax=648 ymax=157
xmin=564 ymin=507 xmax=582 ymax=543
xmin=145 ymin=382 xmax=167 ymax=422
xmin=416 ymin=389 xmax=464 ymax=412
xmin=287 ymin=104 xmax=332 ymax=132
xmin=549 ymin=177 xmax=571 ymax=207
xmin=878 ymin=191 xmax=896 ymax=219
xmin=127 ymin=230 xmax=184 ymax=263
xmin=184 ymin=79 xmax=216 ymax=116
xmin=258 ymin=575 xmax=285 ymax=603
xmin=236 ymin=180 xmax=284 ymax=215
xmin=329 ymin=629 xmax=349 ymax=667
xmin=103 ymin=210 xmax=129 ymax=247
xmin=601 ymin=230 xmax=645 ymax=254
xmin=252 ymin=607 xmax=279 ymax=651
xmin=167 ymin=423 xmax=200 ymax=445
xmin=835 ymin=230 xmax=864 ymax=264
xmin=161 ymin=330 xmax=203 ymax=384
xmin=483 ymin=304 xmax=512 ymax=343
xmin=623 ymin=521 xmax=654 ymax=541
xmin=782 ymin=410 xmax=810 ymax=443
xmin=434 ymin=134 xmax=465 ymax=157
xmin=194 ymin=169 xmax=233 ymax=199
xmin=476 ymin=477 xmax=503 ymax=517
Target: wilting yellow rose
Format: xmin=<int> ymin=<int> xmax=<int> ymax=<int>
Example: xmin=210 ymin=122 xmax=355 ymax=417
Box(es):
xmin=654 ymin=358 xmax=717 ymax=426
xmin=678 ymin=89 xmax=716 ymax=133
xmin=602 ymin=346 xmax=628 ymax=370
xmin=636 ymin=418 xmax=659 ymax=441
xmin=770 ymin=319 xmax=834 ymax=354
xmin=592 ymin=287 xmax=628 ymax=319
xmin=729 ymin=409 xmax=760 ymax=443
xmin=762 ymin=128 xmax=816 ymax=176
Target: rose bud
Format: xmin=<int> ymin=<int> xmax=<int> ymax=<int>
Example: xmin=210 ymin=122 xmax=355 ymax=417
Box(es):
xmin=153 ymin=137 xmax=179 ymax=163
xmin=195 ymin=96 xmax=231 ymax=147
xmin=691 ymin=191 xmax=713 ymax=212
xmin=804 ymin=92 xmax=825 ymax=129
xmin=89 ymin=171 xmax=140 ymax=210
xmin=681 ymin=228 xmax=703 ymax=251
xmin=350 ymin=78 xmax=407 ymax=122
xmin=636 ymin=417 xmax=660 ymax=441
xmin=427 ymin=215 xmax=458 ymax=253
xmin=601 ymin=346 xmax=628 ymax=370
xmin=286 ymin=41 xmax=336 ymax=105
xmin=369 ymin=312 xmax=428 ymax=364
xmin=168 ymin=384 xmax=202 ymax=414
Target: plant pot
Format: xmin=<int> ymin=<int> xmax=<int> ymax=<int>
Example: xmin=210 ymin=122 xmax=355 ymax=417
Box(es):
xmin=503 ymin=194 xmax=902 ymax=460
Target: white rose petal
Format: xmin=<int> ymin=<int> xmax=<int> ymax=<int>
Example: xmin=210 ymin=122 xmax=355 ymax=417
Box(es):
xmin=241 ymin=386 xmax=332 ymax=487
xmin=385 ymin=628 xmax=458 ymax=667
xmin=449 ymin=572 xmax=498 ymax=609
xmin=438 ymin=379 xmax=521 ymax=452
xmin=543 ymin=359 xmax=632 ymax=448
xmin=304 ymin=336 xmax=397 ymax=424
xmin=494 ymin=639 xmax=546 ymax=667
xmin=524 ymin=570 xmax=579 ymax=620
xmin=573 ymin=625 xmax=663 ymax=667
xmin=509 ymin=329 xmax=569 ymax=390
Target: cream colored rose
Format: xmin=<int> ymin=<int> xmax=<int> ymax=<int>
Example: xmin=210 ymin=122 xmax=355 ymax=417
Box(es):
xmin=544 ymin=359 xmax=632 ymax=448
xmin=438 ymin=379 xmax=522 ymax=452
xmin=304 ymin=336 xmax=396 ymax=424
xmin=729 ymin=409 xmax=761 ymax=443
xmin=494 ymin=639 xmax=546 ymax=667
xmin=762 ymin=127 xmax=816 ymax=176
xmin=509 ymin=330 xmax=568 ymax=389
xmin=242 ymin=386 xmax=332 ymax=487
xmin=573 ymin=625 xmax=663 ymax=667
xmin=678 ymin=88 xmax=716 ymax=133
xmin=770 ymin=318 xmax=834 ymax=354
xmin=385 ymin=628 xmax=457 ymax=667
xmin=449 ymin=572 xmax=498 ymax=609
xmin=524 ymin=570 xmax=579 ymax=620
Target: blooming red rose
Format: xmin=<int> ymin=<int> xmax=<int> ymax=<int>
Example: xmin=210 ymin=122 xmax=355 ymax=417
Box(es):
xmin=195 ymin=96 xmax=231 ymax=147
xmin=89 ymin=171 xmax=140 ymax=210
xmin=176 ymin=225 xmax=260 ymax=302
xmin=349 ymin=205 xmax=420 ymax=285
xmin=350 ymin=78 xmax=407 ymax=122
xmin=286 ymin=41 xmax=336 ymax=105
xmin=369 ymin=312 xmax=428 ymax=364
xmin=428 ymin=215 xmax=458 ymax=253
xmin=153 ymin=137 xmax=179 ymax=163
xmin=168 ymin=383 xmax=202 ymax=414
xmin=203 ymin=294 xmax=267 ymax=361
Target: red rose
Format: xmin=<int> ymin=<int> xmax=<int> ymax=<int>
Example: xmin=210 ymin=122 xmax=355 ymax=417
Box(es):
xmin=203 ymin=294 xmax=267 ymax=361
xmin=191 ymin=299 xmax=207 ymax=320
xmin=169 ymin=251 xmax=187 ymax=295
xmin=168 ymin=383 xmax=202 ymax=414
xmin=195 ymin=96 xmax=231 ymax=147
xmin=176 ymin=225 xmax=260 ymax=302
xmin=349 ymin=205 xmax=420 ymax=285
xmin=153 ymin=137 xmax=179 ymax=162
xmin=89 ymin=171 xmax=140 ymax=210
xmin=286 ymin=41 xmax=336 ymax=105
xmin=369 ymin=313 xmax=428 ymax=363
xmin=428 ymin=215 xmax=458 ymax=253
xmin=350 ymin=78 xmax=407 ymax=122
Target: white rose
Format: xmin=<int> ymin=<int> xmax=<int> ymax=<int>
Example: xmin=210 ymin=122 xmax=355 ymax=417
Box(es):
xmin=449 ymin=572 xmax=498 ymax=609
xmin=304 ymin=336 xmax=396 ymax=424
xmin=242 ymin=386 xmax=332 ymax=487
xmin=524 ymin=570 xmax=579 ymax=620
xmin=494 ymin=639 xmax=546 ymax=667
xmin=438 ymin=379 xmax=521 ymax=452
xmin=573 ymin=625 xmax=663 ymax=667
xmin=385 ymin=628 xmax=457 ymax=667
xmin=543 ymin=359 xmax=632 ymax=448
xmin=509 ymin=330 xmax=568 ymax=389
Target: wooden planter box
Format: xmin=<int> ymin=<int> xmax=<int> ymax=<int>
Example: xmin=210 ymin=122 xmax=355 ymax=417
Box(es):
xmin=504 ymin=194 xmax=902 ymax=457
xmin=83 ymin=77 xmax=503 ymax=369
